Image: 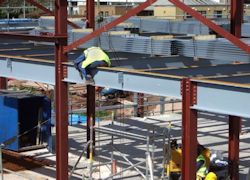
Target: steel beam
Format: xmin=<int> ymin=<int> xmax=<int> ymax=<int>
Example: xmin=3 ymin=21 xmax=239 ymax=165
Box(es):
xmin=87 ymin=85 xmax=95 ymax=158
xmin=137 ymin=93 xmax=144 ymax=117
xmin=193 ymin=80 xmax=250 ymax=118
xmin=1 ymin=59 xmax=250 ymax=118
xmin=168 ymin=0 xmax=250 ymax=54
xmin=0 ymin=32 xmax=66 ymax=42
xmin=55 ymin=0 xmax=68 ymax=180
xmin=181 ymin=78 xmax=197 ymax=180
xmin=0 ymin=77 xmax=7 ymax=89
xmin=25 ymin=0 xmax=81 ymax=29
xmin=86 ymin=0 xmax=96 ymax=158
xmin=64 ymin=0 xmax=157 ymax=53
xmin=230 ymin=0 xmax=243 ymax=38
xmin=228 ymin=1 xmax=243 ymax=179
xmin=229 ymin=115 xmax=240 ymax=180
xmin=86 ymin=0 xmax=95 ymax=28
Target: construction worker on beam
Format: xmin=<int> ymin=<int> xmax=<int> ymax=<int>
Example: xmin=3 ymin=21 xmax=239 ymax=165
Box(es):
xmin=73 ymin=46 xmax=111 ymax=83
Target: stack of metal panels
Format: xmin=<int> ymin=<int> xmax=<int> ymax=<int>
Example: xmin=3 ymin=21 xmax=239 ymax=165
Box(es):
xmin=39 ymin=16 xmax=86 ymax=29
xmin=169 ymin=20 xmax=209 ymax=34
xmin=175 ymin=38 xmax=250 ymax=61
xmin=104 ymin=16 xmax=210 ymax=35
xmin=242 ymin=23 xmax=250 ymax=37
xmin=0 ymin=18 xmax=38 ymax=31
xmin=100 ymin=33 xmax=174 ymax=56
xmin=70 ymin=29 xmax=98 ymax=48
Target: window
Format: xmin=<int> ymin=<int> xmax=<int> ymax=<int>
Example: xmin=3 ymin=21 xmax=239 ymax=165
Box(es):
xmin=198 ymin=11 xmax=207 ymax=17
xmin=71 ymin=2 xmax=77 ymax=6
xmin=186 ymin=13 xmax=192 ymax=18
xmin=214 ymin=10 xmax=222 ymax=18
xmin=105 ymin=11 xmax=109 ymax=17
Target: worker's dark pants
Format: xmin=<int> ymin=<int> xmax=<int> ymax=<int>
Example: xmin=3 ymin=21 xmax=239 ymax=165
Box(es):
xmin=85 ymin=61 xmax=107 ymax=76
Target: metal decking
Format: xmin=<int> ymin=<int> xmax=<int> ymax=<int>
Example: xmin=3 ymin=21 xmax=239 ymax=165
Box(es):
xmin=0 ymin=41 xmax=250 ymax=118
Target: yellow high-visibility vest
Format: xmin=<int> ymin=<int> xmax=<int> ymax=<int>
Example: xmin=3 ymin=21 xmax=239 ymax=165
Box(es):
xmin=81 ymin=47 xmax=111 ymax=68
xmin=196 ymin=154 xmax=207 ymax=179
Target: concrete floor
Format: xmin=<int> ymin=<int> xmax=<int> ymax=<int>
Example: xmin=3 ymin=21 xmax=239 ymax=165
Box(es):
xmin=2 ymin=112 xmax=250 ymax=180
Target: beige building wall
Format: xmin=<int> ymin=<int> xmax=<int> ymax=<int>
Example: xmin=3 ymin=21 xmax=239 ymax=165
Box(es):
xmin=154 ymin=5 xmax=229 ymax=19
xmin=154 ymin=6 xmax=177 ymax=19
xmin=79 ymin=5 xmax=132 ymax=17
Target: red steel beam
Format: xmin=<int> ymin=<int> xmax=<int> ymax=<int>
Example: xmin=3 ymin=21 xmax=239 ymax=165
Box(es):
xmin=0 ymin=32 xmax=66 ymax=42
xmin=137 ymin=93 xmax=144 ymax=117
xmin=0 ymin=77 xmax=7 ymax=89
xmin=228 ymin=116 xmax=240 ymax=180
xmin=228 ymin=1 xmax=243 ymax=179
xmin=25 ymin=0 xmax=81 ymax=29
xmin=0 ymin=0 xmax=7 ymax=90
xmin=63 ymin=0 xmax=157 ymax=53
xmin=86 ymin=0 xmax=95 ymax=28
xmin=230 ymin=0 xmax=244 ymax=37
xmin=55 ymin=0 xmax=68 ymax=179
xmin=169 ymin=0 xmax=250 ymax=54
xmin=86 ymin=0 xmax=96 ymax=158
xmin=86 ymin=85 xmax=96 ymax=158
xmin=181 ymin=78 xmax=198 ymax=180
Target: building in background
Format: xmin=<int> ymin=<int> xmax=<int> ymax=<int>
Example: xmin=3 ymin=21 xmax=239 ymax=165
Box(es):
xmin=152 ymin=0 xmax=229 ymax=19
xmin=68 ymin=0 xmax=250 ymax=18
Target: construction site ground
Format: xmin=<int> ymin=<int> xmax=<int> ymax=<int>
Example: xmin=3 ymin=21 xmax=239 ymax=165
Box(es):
xmin=1 ymin=112 xmax=250 ymax=180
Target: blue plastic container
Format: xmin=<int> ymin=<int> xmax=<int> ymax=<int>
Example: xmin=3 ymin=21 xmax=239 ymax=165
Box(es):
xmin=0 ymin=90 xmax=51 ymax=151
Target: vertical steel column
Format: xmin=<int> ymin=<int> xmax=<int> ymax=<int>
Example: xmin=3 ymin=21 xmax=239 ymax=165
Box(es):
xmin=0 ymin=78 xmax=7 ymax=89
xmin=86 ymin=0 xmax=95 ymax=28
xmin=228 ymin=1 xmax=243 ymax=179
xmin=87 ymin=85 xmax=95 ymax=158
xmin=181 ymin=78 xmax=197 ymax=180
xmin=86 ymin=0 xmax=96 ymax=158
xmin=229 ymin=116 xmax=240 ymax=180
xmin=137 ymin=93 xmax=144 ymax=117
xmin=55 ymin=0 xmax=68 ymax=179
xmin=230 ymin=0 xmax=243 ymax=37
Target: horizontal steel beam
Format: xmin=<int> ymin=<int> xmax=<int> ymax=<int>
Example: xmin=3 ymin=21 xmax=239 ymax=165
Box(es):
xmin=0 ymin=32 xmax=67 ymax=42
xmin=192 ymin=80 xmax=250 ymax=118
xmin=1 ymin=58 xmax=250 ymax=118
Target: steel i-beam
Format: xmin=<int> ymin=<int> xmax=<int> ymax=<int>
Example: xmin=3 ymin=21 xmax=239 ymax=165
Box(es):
xmin=181 ymin=78 xmax=198 ymax=180
xmin=87 ymin=85 xmax=96 ymax=158
xmin=228 ymin=1 xmax=243 ymax=179
xmin=137 ymin=93 xmax=144 ymax=117
xmin=86 ymin=0 xmax=95 ymax=28
xmin=55 ymin=0 xmax=68 ymax=179
xmin=0 ymin=77 xmax=7 ymax=89
xmin=86 ymin=0 xmax=96 ymax=158
xmin=229 ymin=116 xmax=240 ymax=180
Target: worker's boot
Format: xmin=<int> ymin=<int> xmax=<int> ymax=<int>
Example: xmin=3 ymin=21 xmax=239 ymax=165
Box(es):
xmin=85 ymin=75 xmax=94 ymax=85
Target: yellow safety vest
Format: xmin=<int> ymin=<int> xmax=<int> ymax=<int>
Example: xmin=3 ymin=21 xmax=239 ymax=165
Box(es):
xmin=81 ymin=47 xmax=111 ymax=68
xmin=196 ymin=154 xmax=207 ymax=179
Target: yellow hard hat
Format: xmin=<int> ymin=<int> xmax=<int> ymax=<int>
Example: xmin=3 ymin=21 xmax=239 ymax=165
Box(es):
xmin=205 ymin=172 xmax=217 ymax=180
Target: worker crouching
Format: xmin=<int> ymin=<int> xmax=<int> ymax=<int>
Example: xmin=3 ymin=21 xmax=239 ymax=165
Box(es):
xmin=73 ymin=46 xmax=111 ymax=83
